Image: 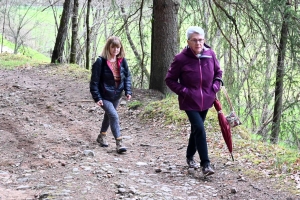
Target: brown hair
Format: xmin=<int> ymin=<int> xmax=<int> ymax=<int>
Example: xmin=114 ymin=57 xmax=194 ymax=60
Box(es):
xmin=100 ymin=36 xmax=125 ymax=59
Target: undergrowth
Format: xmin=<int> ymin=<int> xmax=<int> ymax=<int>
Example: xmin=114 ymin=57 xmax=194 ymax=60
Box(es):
xmin=142 ymin=94 xmax=188 ymax=126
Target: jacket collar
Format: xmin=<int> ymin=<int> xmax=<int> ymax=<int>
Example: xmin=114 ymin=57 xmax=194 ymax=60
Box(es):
xmin=184 ymin=44 xmax=211 ymax=59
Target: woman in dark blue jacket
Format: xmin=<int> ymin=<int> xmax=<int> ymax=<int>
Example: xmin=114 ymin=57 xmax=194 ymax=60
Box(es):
xmin=90 ymin=36 xmax=132 ymax=153
xmin=165 ymin=26 xmax=223 ymax=176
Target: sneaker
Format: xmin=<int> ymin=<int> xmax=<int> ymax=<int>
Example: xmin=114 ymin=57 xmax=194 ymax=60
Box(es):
xmin=96 ymin=132 xmax=108 ymax=147
xmin=186 ymin=158 xmax=199 ymax=169
xmin=202 ymin=164 xmax=215 ymax=176
xmin=116 ymin=137 xmax=127 ymax=153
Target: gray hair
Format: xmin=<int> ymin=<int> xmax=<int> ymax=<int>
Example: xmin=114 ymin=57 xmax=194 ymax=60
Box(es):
xmin=186 ymin=26 xmax=205 ymax=40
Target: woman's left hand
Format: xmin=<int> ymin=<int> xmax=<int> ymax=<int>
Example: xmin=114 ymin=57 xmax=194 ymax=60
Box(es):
xmin=126 ymin=94 xmax=131 ymax=101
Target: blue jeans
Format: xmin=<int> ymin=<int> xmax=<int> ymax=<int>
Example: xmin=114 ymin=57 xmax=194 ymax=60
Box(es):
xmin=185 ymin=109 xmax=209 ymax=167
xmin=100 ymin=99 xmax=121 ymax=139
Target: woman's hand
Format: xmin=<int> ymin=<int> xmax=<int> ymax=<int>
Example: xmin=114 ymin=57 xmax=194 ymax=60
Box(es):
xmin=126 ymin=94 xmax=131 ymax=101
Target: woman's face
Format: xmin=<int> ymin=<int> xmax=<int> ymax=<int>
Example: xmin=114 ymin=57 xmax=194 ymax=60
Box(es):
xmin=109 ymin=44 xmax=121 ymax=58
xmin=187 ymin=33 xmax=205 ymax=54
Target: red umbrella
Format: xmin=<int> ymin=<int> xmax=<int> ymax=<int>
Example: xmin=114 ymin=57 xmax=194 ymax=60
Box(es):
xmin=213 ymin=99 xmax=234 ymax=161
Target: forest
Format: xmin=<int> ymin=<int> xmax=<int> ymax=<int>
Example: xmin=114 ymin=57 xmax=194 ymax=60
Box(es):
xmin=1 ymin=0 xmax=300 ymax=149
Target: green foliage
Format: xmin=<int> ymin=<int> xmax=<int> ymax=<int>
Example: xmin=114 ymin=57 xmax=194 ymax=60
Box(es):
xmin=235 ymin=137 xmax=300 ymax=173
xmin=127 ymin=100 xmax=143 ymax=110
xmin=0 ymin=34 xmax=50 ymax=69
xmin=49 ymin=64 xmax=90 ymax=82
xmin=251 ymin=133 xmax=263 ymax=141
xmin=0 ymin=53 xmax=47 ymax=69
xmin=142 ymin=94 xmax=187 ymax=125
xmin=18 ymin=45 xmax=50 ymax=62
xmin=16 ymin=6 xmax=62 ymax=56
xmin=1 ymin=35 xmax=15 ymax=51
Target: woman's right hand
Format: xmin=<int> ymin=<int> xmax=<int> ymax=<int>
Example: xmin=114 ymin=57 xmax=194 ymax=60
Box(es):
xmin=96 ymin=100 xmax=103 ymax=106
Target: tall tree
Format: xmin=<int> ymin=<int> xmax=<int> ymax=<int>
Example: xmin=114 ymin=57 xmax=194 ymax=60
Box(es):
xmin=150 ymin=0 xmax=180 ymax=94
xmin=51 ymin=0 xmax=72 ymax=63
xmin=270 ymin=1 xmax=291 ymax=144
xmin=120 ymin=3 xmax=150 ymax=88
xmin=0 ymin=0 xmax=8 ymax=53
xmin=70 ymin=0 xmax=79 ymax=64
xmin=85 ymin=0 xmax=91 ymax=69
xmin=4 ymin=0 xmax=39 ymax=54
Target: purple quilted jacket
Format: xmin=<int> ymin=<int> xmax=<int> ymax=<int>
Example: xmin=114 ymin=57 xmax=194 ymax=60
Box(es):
xmin=165 ymin=45 xmax=223 ymax=111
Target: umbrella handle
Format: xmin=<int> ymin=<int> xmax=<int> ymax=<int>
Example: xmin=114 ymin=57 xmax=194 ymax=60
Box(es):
xmin=231 ymin=153 xmax=234 ymax=161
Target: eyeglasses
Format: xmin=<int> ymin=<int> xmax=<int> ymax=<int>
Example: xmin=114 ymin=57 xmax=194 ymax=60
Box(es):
xmin=189 ymin=39 xmax=205 ymax=44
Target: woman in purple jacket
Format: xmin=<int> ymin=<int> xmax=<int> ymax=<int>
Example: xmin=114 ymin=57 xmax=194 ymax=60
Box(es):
xmin=165 ymin=26 xmax=223 ymax=176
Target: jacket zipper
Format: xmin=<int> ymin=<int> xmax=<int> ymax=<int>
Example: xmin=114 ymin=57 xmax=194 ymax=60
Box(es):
xmin=199 ymin=59 xmax=203 ymax=110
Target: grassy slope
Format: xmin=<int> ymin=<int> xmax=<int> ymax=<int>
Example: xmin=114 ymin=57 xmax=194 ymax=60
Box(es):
xmin=0 ymin=35 xmax=50 ymax=69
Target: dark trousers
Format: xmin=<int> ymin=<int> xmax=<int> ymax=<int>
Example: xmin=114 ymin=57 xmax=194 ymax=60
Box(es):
xmin=185 ymin=109 xmax=209 ymax=167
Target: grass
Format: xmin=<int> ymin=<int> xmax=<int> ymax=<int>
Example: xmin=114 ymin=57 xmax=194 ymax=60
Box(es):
xmin=0 ymin=53 xmax=49 ymax=69
xmin=0 ymin=34 xmax=50 ymax=69
xmin=0 ymin=34 xmax=51 ymax=61
xmin=18 ymin=45 xmax=51 ymax=62
xmin=128 ymin=100 xmax=143 ymax=110
xmin=49 ymin=64 xmax=90 ymax=81
xmin=142 ymin=94 xmax=188 ymax=125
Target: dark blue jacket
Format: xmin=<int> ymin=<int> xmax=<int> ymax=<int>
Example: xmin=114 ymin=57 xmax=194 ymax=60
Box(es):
xmin=165 ymin=45 xmax=223 ymax=111
xmin=90 ymin=57 xmax=132 ymax=102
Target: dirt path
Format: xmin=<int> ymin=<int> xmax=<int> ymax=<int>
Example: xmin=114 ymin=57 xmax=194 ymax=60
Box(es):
xmin=0 ymin=65 xmax=298 ymax=200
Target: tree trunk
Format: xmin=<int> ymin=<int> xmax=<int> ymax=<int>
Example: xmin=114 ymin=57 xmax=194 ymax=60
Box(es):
xmin=138 ymin=0 xmax=146 ymax=88
xmin=150 ymin=0 xmax=179 ymax=94
xmin=1 ymin=0 xmax=8 ymax=53
xmin=120 ymin=6 xmax=150 ymax=82
xmin=270 ymin=3 xmax=290 ymax=144
xmin=85 ymin=0 xmax=91 ymax=70
xmin=51 ymin=0 xmax=72 ymax=63
xmin=70 ymin=0 xmax=79 ymax=64
xmin=258 ymin=42 xmax=272 ymax=140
